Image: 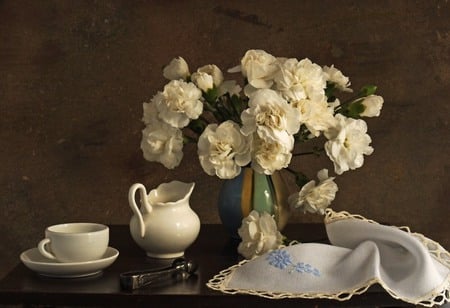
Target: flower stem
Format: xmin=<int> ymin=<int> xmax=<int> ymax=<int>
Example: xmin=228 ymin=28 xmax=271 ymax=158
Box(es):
xmin=285 ymin=167 xmax=297 ymax=175
xmin=293 ymin=147 xmax=324 ymax=157
xmin=183 ymin=135 xmax=198 ymax=144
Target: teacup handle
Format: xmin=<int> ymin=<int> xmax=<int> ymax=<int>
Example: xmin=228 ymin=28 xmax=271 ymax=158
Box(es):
xmin=38 ymin=238 xmax=57 ymax=260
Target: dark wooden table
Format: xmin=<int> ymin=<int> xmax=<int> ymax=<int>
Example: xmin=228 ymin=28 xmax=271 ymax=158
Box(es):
xmin=0 ymin=224 xmax=411 ymax=307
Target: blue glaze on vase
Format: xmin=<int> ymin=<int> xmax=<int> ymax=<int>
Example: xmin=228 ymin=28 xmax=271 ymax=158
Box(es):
xmin=217 ymin=171 xmax=245 ymax=239
xmin=218 ymin=168 xmax=290 ymax=239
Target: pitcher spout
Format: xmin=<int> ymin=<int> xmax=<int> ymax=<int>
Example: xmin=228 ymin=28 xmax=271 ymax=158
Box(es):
xmin=148 ymin=181 xmax=195 ymax=206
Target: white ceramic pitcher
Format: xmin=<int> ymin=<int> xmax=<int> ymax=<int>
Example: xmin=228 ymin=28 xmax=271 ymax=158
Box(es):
xmin=128 ymin=181 xmax=200 ymax=258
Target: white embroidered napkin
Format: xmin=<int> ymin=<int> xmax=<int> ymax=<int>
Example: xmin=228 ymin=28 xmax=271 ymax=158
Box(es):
xmin=207 ymin=210 xmax=450 ymax=307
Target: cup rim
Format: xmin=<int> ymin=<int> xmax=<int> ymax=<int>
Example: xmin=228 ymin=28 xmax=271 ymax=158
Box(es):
xmin=46 ymin=223 xmax=108 ymax=235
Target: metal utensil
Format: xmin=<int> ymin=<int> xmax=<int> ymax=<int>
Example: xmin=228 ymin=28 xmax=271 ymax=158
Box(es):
xmin=119 ymin=258 xmax=198 ymax=291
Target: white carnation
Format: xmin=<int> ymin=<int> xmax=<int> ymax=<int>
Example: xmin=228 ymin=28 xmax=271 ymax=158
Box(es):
xmin=142 ymin=99 xmax=160 ymax=125
xmin=163 ymin=56 xmax=190 ymax=81
xmin=292 ymin=95 xmax=336 ymax=137
xmin=197 ymin=64 xmax=223 ymax=87
xmin=140 ymin=124 xmax=184 ymax=169
xmin=191 ymin=71 xmax=214 ymax=92
xmin=360 ymin=95 xmax=384 ymax=117
xmin=197 ymin=121 xmax=251 ymax=179
xmin=240 ymin=49 xmax=279 ymax=89
xmin=241 ymin=89 xmax=300 ymax=148
xmin=275 ymin=58 xmax=327 ymax=102
xmin=325 ymin=114 xmax=374 ymax=175
xmin=288 ymin=169 xmax=338 ymax=215
xmin=237 ymin=211 xmax=284 ymax=259
xmin=155 ymin=80 xmax=203 ymax=128
xmin=323 ymin=65 xmax=352 ymax=92
xmin=251 ymin=135 xmax=293 ymax=175
xmin=217 ymin=80 xmax=242 ymax=97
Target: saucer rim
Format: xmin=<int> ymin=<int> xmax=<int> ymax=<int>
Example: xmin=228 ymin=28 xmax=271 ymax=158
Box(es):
xmin=20 ymin=246 xmax=119 ymax=278
xmin=20 ymin=246 xmax=119 ymax=266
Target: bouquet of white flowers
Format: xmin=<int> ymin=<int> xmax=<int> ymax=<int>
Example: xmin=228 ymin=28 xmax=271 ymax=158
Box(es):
xmin=141 ymin=49 xmax=383 ymax=217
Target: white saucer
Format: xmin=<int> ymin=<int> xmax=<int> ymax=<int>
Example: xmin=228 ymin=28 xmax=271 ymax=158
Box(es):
xmin=20 ymin=247 xmax=119 ymax=278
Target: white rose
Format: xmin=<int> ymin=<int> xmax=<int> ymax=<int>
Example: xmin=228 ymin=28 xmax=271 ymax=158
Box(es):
xmin=197 ymin=121 xmax=251 ymax=179
xmin=155 ymin=80 xmax=203 ymax=128
xmin=288 ymin=169 xmax=338 ymax=215
xmin=163 ymin=56 xmax=190 ymax=80
xmin=360 ymin=95 xmax=384 ymax=117
xmin=325 ymin=114 xmax=374 ymax=175
xmin=140 ymin=124 xmax=184 ymax=169
xmin=241 ymin=89 xmax=300 ymax=148
xmin=275 ymin=58 xmax=327 ymax=102
xmin=323 ymin=65 xmax=352 ymax=92
xmin=191 ymin=71 xmax=214 ymax=92
xmin=251 ymin=134 xmax=293 ymax=175
xmin=292 ymin=95 xmax=337 ymax=137
xmin=237 ymin=210 xmax=284 ymax=259
xmin=240 ymin=49 xmax=279 ymax=89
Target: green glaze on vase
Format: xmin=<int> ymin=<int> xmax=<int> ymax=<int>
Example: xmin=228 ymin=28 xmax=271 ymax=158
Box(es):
xmin=218 ymin=168 xmax=290 ymax=238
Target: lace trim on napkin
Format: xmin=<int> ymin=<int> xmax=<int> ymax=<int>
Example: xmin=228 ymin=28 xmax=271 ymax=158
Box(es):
xmin=206 ymin=209 xmax=450 ymax=307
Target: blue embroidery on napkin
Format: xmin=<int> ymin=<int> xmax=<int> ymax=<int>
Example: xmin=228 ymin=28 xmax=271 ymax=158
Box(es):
xmin=266 ymin=249 xmax=320 ymax=277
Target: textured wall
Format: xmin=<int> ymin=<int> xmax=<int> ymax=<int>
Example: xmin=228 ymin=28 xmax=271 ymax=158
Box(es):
xmin=1 ymin=1 xmax=449 ymax=279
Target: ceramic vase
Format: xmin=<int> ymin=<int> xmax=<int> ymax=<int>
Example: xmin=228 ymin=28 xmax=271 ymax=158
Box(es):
xmin=217 ymin=168 xmax=290 ymax=238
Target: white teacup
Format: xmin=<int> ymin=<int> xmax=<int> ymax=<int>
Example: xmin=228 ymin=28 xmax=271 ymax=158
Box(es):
xmin=37 ymin=223 xmax=109 ymax=263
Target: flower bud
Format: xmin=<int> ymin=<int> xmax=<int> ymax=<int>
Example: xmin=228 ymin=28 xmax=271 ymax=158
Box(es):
xmin=191 ymin=71 xmax=214 ymax=92
xmin=163 ymin=57 xmax=190 ymax=80
xmin=197 ymin=64 xmax=223 ymax=87
xmin=360 ymin=95 xmax=384 ymax=117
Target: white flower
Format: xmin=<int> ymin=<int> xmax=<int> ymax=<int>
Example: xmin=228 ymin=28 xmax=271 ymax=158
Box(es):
xmin=288 ymin=169 xmax=338 ymax=215
xmin=240 ymin=49 xmax=279 ymax=89
xmin=323 ymin=65 xmax=352 ymax=92
xmin=140 ymin=50 xmax=383 ymax=205
xmin=191 ymin=64 xmax=224 ymax=92
xmin=325 ymin=114 xmax=374 ymax=175
xmin=163 ymin=57 xmax=190 ymax=81
xmin=275 ymin=58 xmax=327 ymax=102
xmin=217 ymin=80 xmax=242 ymax=97
xmin=360 ymin=95 xmax=384 ymax=117
xmin=141 ymin=124 xmax=184 ymax=169
xmin=292 ymin=95 xmax=336 ymax=137
xmin=198 ymin=121 xmax=251 ymax=179
xmin=198 ymin=64 xmax=224 ymax=86
xmin=191 ymin=71 xmax=214 ymax=92
xmin=242 ymin=84 xmax=259 ymax=97
xmin=241 ymin=89 xmax=300 ymax=148
xmin=251 ymin=134 xmax=293 ymax=175
xmin=155 ymin=80 xmax=203 ymax=128
xmin=237 ymin=210 xmax=284 ymax=259
xmin=142 ymin=100 xmax=160 ymax=125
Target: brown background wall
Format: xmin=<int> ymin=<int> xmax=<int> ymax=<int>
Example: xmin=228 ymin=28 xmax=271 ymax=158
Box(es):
xmin=0 ymin=1 xmax=449 ymax=279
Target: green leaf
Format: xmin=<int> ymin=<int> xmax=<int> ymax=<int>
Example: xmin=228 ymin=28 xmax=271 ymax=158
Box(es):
xmin=359 ymin=85 xmax=377 ymax=96
xmin=230 ymin=94 xmax=244 ymax=114
xmin=203 ymin=87 xmax=219 ymax=104
xmin=295 ymin=172 xmax=310 ymax=188
xmin=188 ymin=119 xmax=206 ymax=135
xmin=348 ymin=100 xmax=365 ymax=117
xmin=325 ymin=82 xmax=336 ymax=99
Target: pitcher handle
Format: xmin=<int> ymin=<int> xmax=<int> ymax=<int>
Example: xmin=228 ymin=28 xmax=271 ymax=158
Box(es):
xmin=128 ymin=183 xmax=152 ymax=238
